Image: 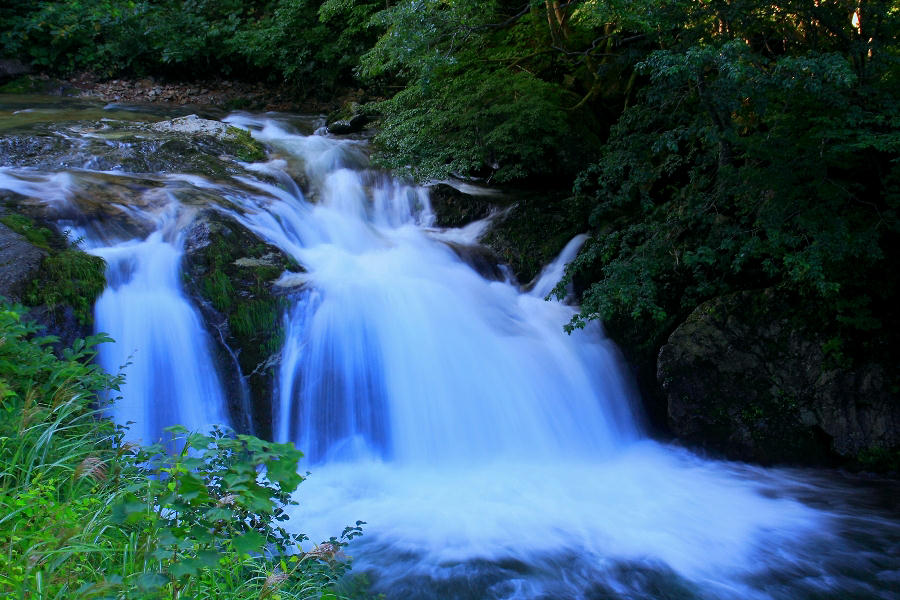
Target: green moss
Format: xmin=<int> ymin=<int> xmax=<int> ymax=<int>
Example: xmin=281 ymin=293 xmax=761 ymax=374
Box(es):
xmin=1 ymin=212 xmax=106 ymax=325
xmin=25 ymin=249 xmax=107 ymax=326
xmin=0 ymin=214 xmax=55 ymax=250
xmin=857 ymin=445 xmax=900 ymax=472
xmin=202 ymin=270 xmax=235 ymax=313
xmin=225 ymin=126 xmax=266 ymax=162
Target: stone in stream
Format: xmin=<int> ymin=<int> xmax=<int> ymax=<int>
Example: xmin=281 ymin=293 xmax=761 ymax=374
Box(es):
xmin=183 ymin=212 xmax=303 ymax=439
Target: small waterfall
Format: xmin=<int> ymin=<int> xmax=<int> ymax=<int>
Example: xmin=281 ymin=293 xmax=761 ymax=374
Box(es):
xmin=220 ymin=118 xmax=640 ymax=464
xmin=0 ymin=168 xmax=229 ymax=444
xmin=90 ymin=207 xmax=229 ymax=444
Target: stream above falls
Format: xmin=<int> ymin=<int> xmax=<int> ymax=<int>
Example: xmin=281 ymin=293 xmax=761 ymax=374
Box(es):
xmin=1 ymin=95 xmax=898 ymax=600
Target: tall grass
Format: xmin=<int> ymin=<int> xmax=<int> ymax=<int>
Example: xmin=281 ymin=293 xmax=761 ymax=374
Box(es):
xmin=0 ymin=303 xmax=362 ymax=599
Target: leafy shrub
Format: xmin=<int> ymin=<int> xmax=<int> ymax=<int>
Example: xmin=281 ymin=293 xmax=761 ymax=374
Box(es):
xmin=0 ymin=303 xmax=358 ymax=598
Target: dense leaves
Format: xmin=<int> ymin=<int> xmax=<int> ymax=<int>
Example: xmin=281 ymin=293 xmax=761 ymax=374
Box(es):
xmin=0 ymin=0 xmax=381 ymax=93
xmin=559 ymin=0 xmax=899 ymax=365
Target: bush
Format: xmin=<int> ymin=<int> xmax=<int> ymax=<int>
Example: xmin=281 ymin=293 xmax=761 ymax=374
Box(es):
xmin=0 ymin=302 xmax=358 ymax=598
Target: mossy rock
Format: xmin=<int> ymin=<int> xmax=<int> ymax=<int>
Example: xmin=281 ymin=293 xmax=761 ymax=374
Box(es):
xmin=0 ymin=118 xmax=266 ymax=177
xmin=326 ymin=102 xmax=371 ymax=135
xmin=482 ymin=189 xmax=586 ymax=285
xmin=0 ymin=209 xmax=105 ymax=327
xmin=658 ymin=290 xmax=900 ymax=468
xmin=184 ymin=213 xmax=301 ymax=439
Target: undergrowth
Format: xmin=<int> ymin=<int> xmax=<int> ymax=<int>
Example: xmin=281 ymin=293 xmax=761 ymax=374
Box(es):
xmin=0 ymin=302 xmax=359 ymax=599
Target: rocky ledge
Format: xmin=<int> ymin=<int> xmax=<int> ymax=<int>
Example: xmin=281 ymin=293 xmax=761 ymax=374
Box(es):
xmin=658 ymin=290 xmax=900 ymax=469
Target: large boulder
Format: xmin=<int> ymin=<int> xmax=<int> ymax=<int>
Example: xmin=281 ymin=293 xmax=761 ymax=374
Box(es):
xmin=427 ymin=183 xmax=494 ymax=228
xmin=0 ymin=222 xmax=46 ymax=302
xmin=658 ymin=290 xmax=900 ymax=466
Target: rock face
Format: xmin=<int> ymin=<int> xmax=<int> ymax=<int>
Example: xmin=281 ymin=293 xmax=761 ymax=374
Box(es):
xmin=183 ymin=213 xmax=300 ymax=439
xmin=326 ymin=102 xmax=370 ymax=135
xmin=0 ymin=59 xmax=31 ymax=84
xmin=0 ymin=222 xmax=46 ymax=302
xmin=658 ymin=290 xmax=900 ymax=465
xmin=427 ymin=184 xmax=494 ymax=228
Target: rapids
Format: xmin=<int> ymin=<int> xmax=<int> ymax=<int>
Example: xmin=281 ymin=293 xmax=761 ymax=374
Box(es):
xmin=0 ymin=96 xmax=897 ymax=599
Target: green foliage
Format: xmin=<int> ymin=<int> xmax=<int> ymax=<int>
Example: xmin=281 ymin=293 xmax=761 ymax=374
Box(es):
xmin=106 ymin=426 xmax=362 ymax=599
xmin=0 ymin=303 xmax=358 ymax=598
xmin=25 ymin=248 xmax=107 ymax=326
xmin=358 ymin=0 xmax=613 ymax=182
xmin=229 ymin=0 xmax=382 ymax=94
xmin=560 ymin=1 xmax=900 ymax=365
xmin=0 ymin=213 xmax=54 ymax=250
xmin=0 ymin=0 xmax=381 ymax=91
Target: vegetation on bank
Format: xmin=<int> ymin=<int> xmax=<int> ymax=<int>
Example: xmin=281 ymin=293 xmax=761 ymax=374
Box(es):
xmin=2 ymin=0 xmax=896 ymax=339
xmin=0 ymin=302 xmax=359 ymax=598
xmin=0 ymin=212 xmax=106 ymax=326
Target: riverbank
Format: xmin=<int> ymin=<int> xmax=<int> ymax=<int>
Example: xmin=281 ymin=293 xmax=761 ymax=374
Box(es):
xmin=2 ymin=71 xmax=367 ymax=115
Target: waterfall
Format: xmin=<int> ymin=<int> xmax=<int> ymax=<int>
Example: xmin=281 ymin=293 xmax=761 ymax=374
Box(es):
xmin=0 ymin=168 xmax=229 ymax=445
xmin=215 ymin=117 xmax=845 ymax=598
xmin=2 ymin=104 xmax=897 ymax=600
xmin=90 ymin=207 xmax=229 ymax=445
xmin=222 ymin=116 xmax=640 ymax=464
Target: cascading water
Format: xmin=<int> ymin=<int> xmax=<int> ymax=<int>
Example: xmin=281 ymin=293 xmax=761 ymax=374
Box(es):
xmin=89 ymin=208 xmax=229 ymax=445
xmin=0 ymin=167 xmax=229 ymax=445
xmin=217 ymin=116 xmax=899 ymax=599
xmin=1 ymin=97 xmax=897 ymax=600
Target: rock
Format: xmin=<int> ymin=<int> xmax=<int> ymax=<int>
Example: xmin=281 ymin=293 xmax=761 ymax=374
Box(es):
xmin=427 ymin=183 xmax=493 ymax=228
xmin=658 ymin=290 xmax=900 ymax=466
xmin=481 ymin=189 xmax=582 ymax=285
xmin=0 ymin=117 xmax=266 ymax=176
xmin=0 ymin=221 xmax=46 ymax=302
xmin=151 ymin=114 xmax=231 ymax=137
xmin=183 ymin=213 xmax=302 ymax=439
xmin=0 ymin=59 xmax=31 ymax=84
xmin=326 ymin=102 xmax=370 ymax=135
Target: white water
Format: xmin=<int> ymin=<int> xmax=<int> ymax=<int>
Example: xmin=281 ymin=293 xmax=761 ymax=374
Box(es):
xmin=2 ymin=103 xmax=898 ymax=599
xmin=213 ymin=117 xmax=890 ymax=599
xmin=90 ymin=208 xmax=228 ymax=444
xmin=0 ymin=168 xmax=229 ymax=445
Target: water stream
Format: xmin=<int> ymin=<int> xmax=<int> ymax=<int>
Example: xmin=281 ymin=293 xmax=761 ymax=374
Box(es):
xmin=0 ymin=97 xmax=897 ymax=599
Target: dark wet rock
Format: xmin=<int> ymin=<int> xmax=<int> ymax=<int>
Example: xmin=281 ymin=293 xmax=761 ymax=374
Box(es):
xmin=183 ymin=212 xmax=301 ymax=439
xmin=326 ymin=101 xmax=370 ymax=135
xmin=428 ymin=184 xmax=494 ymax=229
xmin=0 ymin=221 xmax=46 ymax=302
xmin=0 ymin=60 xmax=31 ymax=84
xmin=443 ymin=242 xmax=504 ymax=281
xmin=658 ymin=290 xmax=900 ymax=466
xmin=481 ymin=190 xmax=584 ymax=285
xmin=25 ymin=304 xmax=92 ymax=354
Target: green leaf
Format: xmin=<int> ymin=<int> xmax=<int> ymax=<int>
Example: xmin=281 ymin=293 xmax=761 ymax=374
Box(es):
xmin=232 ymin=530 xmax=266 ymax=555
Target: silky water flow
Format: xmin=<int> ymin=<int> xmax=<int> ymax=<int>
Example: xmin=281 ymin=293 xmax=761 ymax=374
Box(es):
xmin=0 ymin=103 xmax=896 ymax=599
